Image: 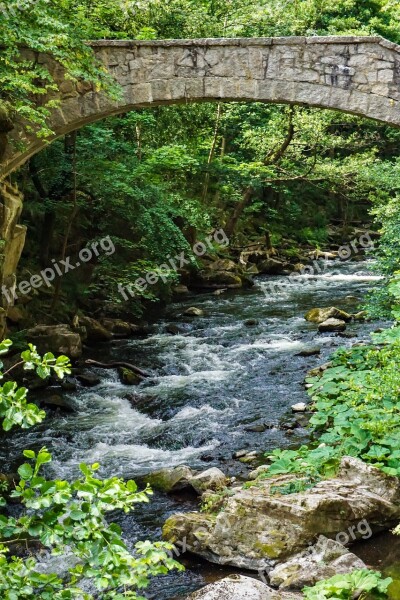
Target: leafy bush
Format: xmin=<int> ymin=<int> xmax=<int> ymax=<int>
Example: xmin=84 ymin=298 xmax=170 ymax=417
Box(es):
xmin=0 ymin=340 xmax=181 ymax=598
xmin=259 ymin=326 xmax=400 ymax=481
xmin=303 ymin=569 xmax=392 ymax=599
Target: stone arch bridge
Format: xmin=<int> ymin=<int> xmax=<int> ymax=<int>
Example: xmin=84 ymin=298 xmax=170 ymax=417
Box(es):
xmin=0 ymin=35 xmax=400 ymax=333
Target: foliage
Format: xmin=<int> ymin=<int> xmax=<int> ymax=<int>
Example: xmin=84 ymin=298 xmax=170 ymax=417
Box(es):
xmin=0 ymin=1 xmax=118 ymax=136
xmin=0 ymin=339 xmax=70 ymax=431
xmin=0 ymin=341 xmax=182 ymax=598
xmin=303 ymin=568 xmax=392 ymax=600
xmin=259 ymin=329 xmax=400 ymax=481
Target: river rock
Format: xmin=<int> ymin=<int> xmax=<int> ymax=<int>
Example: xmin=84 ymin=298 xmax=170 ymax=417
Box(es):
xmin=100 ymin=318 xmax=134 ymax=337
xmin=76 ymin=372 xmax=101 ymax=387
xmin=184 ymin=307 xmax=204 ymax=317
xmin=190 ymin=468 xmax=227 ymax=494
xmin=318 ymin=318 xmax=346 ymax=332
xmin=163 ymin=457 xmax=400 ymax=570
xmin=206 ymin=259 xmax=237 ymax=272
xmin=79 ymin=316 xmax=112 ymax=342
xmin=244 ymin=319 xmax=259 ymax=327
xmin=118 ymin=367 xmax=142 ymax=385
xmin=305 ymin=307 xmax=351 ymax=324
xmin=173 ymin=284 xmax=190 ymax=295
xmin=144 ymin=465 xmax=195 ymax=493
xmin=295 ymin=346 xmax=321 ymax=357
xmin=269 ymin=535 xmax=366 ymax=590
xmin=195 ymin=270 xmax=243 ymax=289
xmin=258 ymin=258 xmax=286 ymax=275
xmin=26 ymin=324 xmax=82 ymax=358
xmin=185 ymin=575 xmax=302 ymax=599
xmin=291 ymin=403 xmax=307 ymax=412
xmin=40 ymin=394 xmax=74 ymax=412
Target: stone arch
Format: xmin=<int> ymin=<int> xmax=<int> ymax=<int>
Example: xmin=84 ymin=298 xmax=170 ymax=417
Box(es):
xmin=1 ymin=35 xmax=400 ymax=179
xmin=1 ymin=35 xmax=400 ymax=335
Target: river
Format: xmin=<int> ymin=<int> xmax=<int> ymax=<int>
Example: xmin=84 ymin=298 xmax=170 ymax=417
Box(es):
xmin=2 ymin=258 xmax=399 ymax=598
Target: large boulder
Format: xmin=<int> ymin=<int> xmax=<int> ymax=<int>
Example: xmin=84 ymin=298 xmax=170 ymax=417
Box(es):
xmin=143 ymin=466 xmax=195 ymax=493
xmin=258 ymin=258 xmax=287 ymax=275
xmin=206 ymin=259 xmax=237 ymax=272
xmin=305 ymin=307 xmax=351 ymax=324
xmin=79 ymin=316 xmax=112 ymax=342
xmin=163 ymin=457 xmax=400 ymax=571
xmin=194 ymin=270 xmax=243 ymax=289
xmin=190 ymin=468 xmax=228 ymax=495
xmin=100 ymin=318 xmax=134 ymax=337
xmin=269 ymin=535 xmax=366 ymax=590
xmin=26 ymin=324 xmax=82 ymax=358
xmin=185 ymin=575 xmax=302 ymax=600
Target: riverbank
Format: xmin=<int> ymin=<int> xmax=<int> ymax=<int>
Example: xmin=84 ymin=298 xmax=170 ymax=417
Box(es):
xmin=1 ymin=253 xmax=394 ymax=599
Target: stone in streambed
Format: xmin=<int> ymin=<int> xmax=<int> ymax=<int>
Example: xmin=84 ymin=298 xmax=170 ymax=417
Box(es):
xmin=190 ymin=468 xmax=227 ymax=494
xmin=305 ymin=307 xmax=351 ymax=324
xmin=118 ymin=367 xmax=142 ymax=385
xmin=76 ymin=372 xmax=101 ymax=387
xmin=269 ymin=535 xmax=366 ymax=590
xmin=295 ymin=346 xmax=321 ymax=357
xmin=163 ymin=457 xmax=400 ymax=571
xmin=184 ymin=307 xmax=204 ymax=317
xmin=244 ymin=319 xmax=259 ymax=327
xmin=78 ymin=316 xmax=112 ymax=342
xmin=27 ymin=324 xmax=82 ymax=358
xmin=144 ymin=466 xmax=195 ymax=493
xmin=318 ymin=318 xmax=346 ymax=332
xmin=291 ymin=403 xmax=307 ymax=412
xmin=185 ymin=574 xmax=302 ymax=599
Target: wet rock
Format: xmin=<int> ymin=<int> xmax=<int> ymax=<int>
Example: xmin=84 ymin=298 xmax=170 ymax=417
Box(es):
xmin=305 ymin=307 xmax=352 ymax=324
xmin=245 ymin=423 xmax=267 ymax=433
xmin=258 ymin=258 xmax=286 ymax=275
xmin=233 ymin=449 xmax=248 ymax=459
xmin=173 ymin=284 xmax=190 ymax=295
xmin=118 ymin=367 xmax=142 ymax=385
xmin=293 ymin=414 xmax=310 ymax=428
xmin=295 ymin=346 xmax=321 ymax=357
xmin=79 ymin=316 xmax=112 ymax=342
xmin=244 ymin=319 xmax=259 ymax=327
xmin=338 ymin=332 xmax=357 ymax=339
xmin=206 ymin=259 xmax=237 ymax=272
xmin=212 ymin=288 xmax=227 ymax=296
xmin=100 ymin=318 xmax=134 ymax=337
xmin=318 ymin=318 xmax=346 ymax=332
xmin=190 ymin=468 xmax=227 ymax=495
xmin=352 ymin=311 xmax=367 ymax=322
xmin=59 ymin=376 xmax=78 ymax=391
xmin=291 ymin=403 xmax=307 ymax=413
xmin=165 ymin=324 xmax=183 ymax=335
xmin=306 ymin=362 xmax=331 ymax=378
xmin=163 ymin=457 xmax=400 ymax=571
xmin=40 ymin=394 xmax=74 ymax=412
xmin=144 ymin=465 xmax=195 ymax=493
xmin=76 ymin=372 xmax=101 ymax=387
xmin=194 ymin=270 xmax=243 ymax=289
xmin=269 ymin=535 xmax=366 ymax=590
xmin=185 ymin=575 xmax=302 ymax=599
xmin=184 ymin=307 xmax=204 ymax=317
xmin=26 ymin=324 xmax=82 ymax=358
xmin=239 ymin=453 xmax=258 ymax=463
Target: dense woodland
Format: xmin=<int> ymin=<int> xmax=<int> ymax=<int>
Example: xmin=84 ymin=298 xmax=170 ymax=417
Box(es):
xmin=2 ymin=1 xmax=400 ymax=599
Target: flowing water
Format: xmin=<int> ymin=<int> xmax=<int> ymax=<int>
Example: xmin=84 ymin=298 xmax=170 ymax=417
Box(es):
xmin=1 ymin=259 xmax=396 ymax=598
